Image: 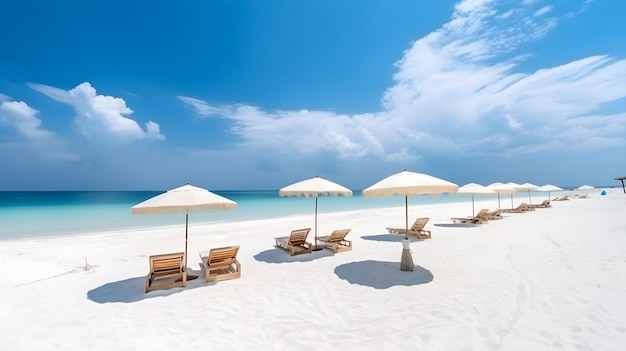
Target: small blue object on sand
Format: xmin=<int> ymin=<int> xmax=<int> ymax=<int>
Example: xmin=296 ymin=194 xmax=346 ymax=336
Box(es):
xmin=601 ymin=190 xmax=607 ymax=196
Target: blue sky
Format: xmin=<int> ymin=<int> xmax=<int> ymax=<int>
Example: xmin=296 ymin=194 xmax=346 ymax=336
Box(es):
xmin=1 ymin=0 xmax=625 ymax=191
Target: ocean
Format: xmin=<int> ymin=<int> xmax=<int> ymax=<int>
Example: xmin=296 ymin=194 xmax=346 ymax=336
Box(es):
xmin=0 ymin=189 xmax=569 ymax=241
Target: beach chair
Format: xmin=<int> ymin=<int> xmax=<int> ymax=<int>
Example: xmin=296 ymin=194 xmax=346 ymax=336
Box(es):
xmin=485 ymin=209 xmax=503 ymax=220
xmin=203 ymin=245 xmax=241 ymax=282
xmin=386 ymin=217 xmax=432 ymax=239
xmin=554 ymin=195 xmax=569 ymax=201
xmin=145 ymin=252 xmax=186 ymax=293
xmin=500 ymin=203 xmax=532 ymax=213
xmin=530 ymin=200 xmax=551 ymax=208
xmin=274 ymin=228 xmax=312 ymax=256
xmin=317 ymin=229 xmax=352 ymax=253
xmin=451 ymin=209 xmax=490 ymax=224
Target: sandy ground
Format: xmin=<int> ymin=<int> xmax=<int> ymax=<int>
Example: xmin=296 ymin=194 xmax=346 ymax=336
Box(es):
xmin=1 ymin=191 xmax=625 ymax=350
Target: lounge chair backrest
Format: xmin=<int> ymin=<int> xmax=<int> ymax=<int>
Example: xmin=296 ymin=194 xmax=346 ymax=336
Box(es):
xmin=288 ymin=228 xmax=311 ymax=246
xmin=150 ymin=252 xmax=184 ymax=276
xmin=327 ymin=229 xmax=351 ymax=242
xmin=411 ymin=218 xmax=429 ymax=231
xmin=475 ymin=209 xmax=490 ymax=218
xmin=208 ymin=245 xmax=240 ymax=265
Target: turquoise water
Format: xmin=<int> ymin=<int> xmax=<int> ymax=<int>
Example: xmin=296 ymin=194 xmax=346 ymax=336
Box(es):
xmin=0 ymin=190 xmax=564 ymax=241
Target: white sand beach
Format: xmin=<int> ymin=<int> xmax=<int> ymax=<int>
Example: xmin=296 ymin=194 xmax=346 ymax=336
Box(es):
xmin=2 ymin=191 xmax=626 ymax=350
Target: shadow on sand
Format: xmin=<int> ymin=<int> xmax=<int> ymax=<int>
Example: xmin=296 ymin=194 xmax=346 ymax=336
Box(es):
xmin=433 ymin=223 xmax=477 ymax=228
xmin=334 ymin=260 xmax=434 ymax=289
xmin=254 ymin=247 xmax=334 ymax=264
xmin=87 ymin=267 xmax=210 ymax=304
xmin=360 ymin=233 xmax=424 ymax=243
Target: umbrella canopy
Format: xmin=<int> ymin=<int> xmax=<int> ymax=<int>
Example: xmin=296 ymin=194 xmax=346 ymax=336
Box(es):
xmin=363 ymin=171 xmax=458 ymax=197
xmin=363 ymin=170 xmax=458 ymax=271
xmin=536 ymin=184 xmax=563 ymax=200
xmin=487 ymin=182 xmax=516 ymax=209
xmin=279 ymin=176 xmax=352 ymax=250
xmin=457 ymin=183 xmax=496 ymax=217
xmin=131 ymin=183 xmax=237 ymax=276
xmin=576 ymin=185 xmax=595 ymax=190
xmin=279 ymin=176 xmax=352 ymax=197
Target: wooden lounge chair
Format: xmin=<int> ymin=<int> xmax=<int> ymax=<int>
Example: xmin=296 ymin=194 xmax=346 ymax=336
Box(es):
xmin=204 ymin=245 xmax=241 ymax=282
xmin=485 ymin=209 xmax=503 ymax=220
xmin=386 ymin=217 xmax=432 ymax=239
xmin=145 ymin=252 xmax=186 ymax=293
xmin=500 ymin=203 xmax=532 ymax=213
xmin=274 ymin=228 xmax=312 ymax=256
xmin=530 ymin=200 xmax=551 ymax=208
xmin=317 ymin=229 xmax=352 ymax=253
xmin=554 ymin=195 xmax=569 ymax=201
xmin=451 ymin=209 xmax=490 ymax=224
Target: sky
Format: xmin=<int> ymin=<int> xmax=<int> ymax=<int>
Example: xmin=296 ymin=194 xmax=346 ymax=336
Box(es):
xmin=1 ymin=0 xmax=625 ymax=191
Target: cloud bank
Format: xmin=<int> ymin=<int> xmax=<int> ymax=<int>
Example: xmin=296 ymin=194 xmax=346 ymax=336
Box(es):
xmin=179 ymin=0 xmax=626 ymax=162
xmin=0 ymin=99 xmax=55 ymax=140
xmin=29 ymin=82 xmax=165 ymax=142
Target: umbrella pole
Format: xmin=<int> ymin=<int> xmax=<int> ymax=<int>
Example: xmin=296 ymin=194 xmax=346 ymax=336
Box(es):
xmin=510 ymin=193 xmax=514 ymax=209
xmin=497 ymin=193 xmax=501 ymax=209
xmin=313 ymin=196 xmax=321 ymax=251
xmin=472 ymin=195 xmax=475 ymax=218
xmin=405 ymin=196 xmax=409 ymax=240
xmin=400 ymin=195 xmax=413 ymax=271
xmin=185 ymin=211 xmax=189 ymax=272
xmin=183 ymin=210 xmax=198 ymax=281
xmin=528 ymin=189 xmax=532 ymax=205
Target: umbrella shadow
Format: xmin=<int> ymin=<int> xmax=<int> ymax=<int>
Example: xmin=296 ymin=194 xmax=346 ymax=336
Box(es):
xmin=334 ymin=260 xmax=434 ymax=289
xmin=254 ymin=247 xmax=334 ymax=264
xmin=360 ymin=233 xmax=424 ymax=243
xmin=433 ymin=223 xmax=477 ymax=228
xmin=87 ymin=268 xmax=211 ymax=303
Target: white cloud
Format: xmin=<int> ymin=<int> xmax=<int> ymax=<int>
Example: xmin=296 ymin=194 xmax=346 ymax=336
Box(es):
xmin=534 ymin=6 xmax=553 ymax=16
xmin=30 ymin=82 xmax=165 ymax=142
xmin=180 ymin=0 xmax=626 ymax=163
xmin=0 ymin=99 xmax=55 ymax=139
xmin=505 ymin=114 xmax=522 ymax=129
xmin=177 ymin=96 xmax=226 ymax=117
xmin=47 ymin=152 xmax=83 ymax=162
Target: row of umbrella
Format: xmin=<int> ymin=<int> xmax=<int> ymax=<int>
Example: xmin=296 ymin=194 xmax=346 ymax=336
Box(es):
xmin=130 ymin=172 xmax=590 ymax=277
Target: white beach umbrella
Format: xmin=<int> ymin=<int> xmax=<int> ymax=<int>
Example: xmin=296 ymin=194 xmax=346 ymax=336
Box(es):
xmin=536 ymin=184 xmax=563 ymax=200
xmin=575 ymin=184 xmax=595 ymax=198
xmin=279 ymin=176 xmax=352 ymax=250
xmin=363 ymin=170 xmax=458 ymax=271
xmin=131 ymin=183 xmax=237 ymax=280
xmin=487 ymin=182 xmax=516 ymax=209
xmin=457 ymin=183 xmax=496 ymax=217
